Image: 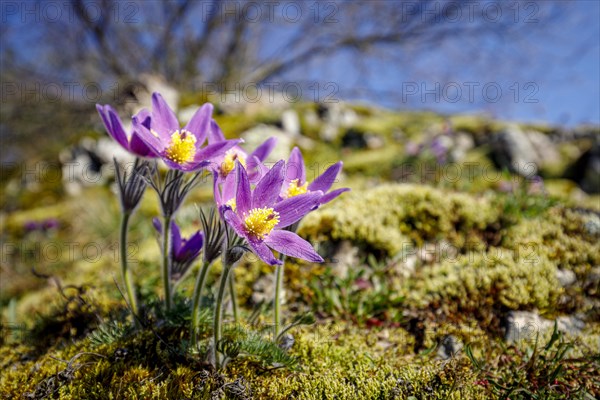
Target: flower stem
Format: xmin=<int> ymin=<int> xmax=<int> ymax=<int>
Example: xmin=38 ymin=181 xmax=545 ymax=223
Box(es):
xmin=273 ymin=254 xmax=287 ymax=340
xmin=213 ymin=262 xmax=232 ymax=370
xmin=162 ymin=214 xmax=172 ymax=311
xmin=120 ymin=212 xmax=139 ymax=326
xmin=190 ymin=260 xmax=211 ymax=346
xmin=228 ymin=272 xmax=238 ymax=325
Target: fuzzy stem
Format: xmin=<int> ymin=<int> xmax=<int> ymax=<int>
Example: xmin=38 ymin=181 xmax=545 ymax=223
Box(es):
xmin=228 ymin=272 xmax=239 ymax=324
xmin=120 ymin=212 xmax=139 ymax=326
xmin=191 ymin=260 xmax=211 ymax=345
xmin=273 ymin=254 xmax=287 ymax=340
xmin=162 ymin=214 xmax=172 ymax=311
xmin=213 ymin=262 xmax=232 ymax=370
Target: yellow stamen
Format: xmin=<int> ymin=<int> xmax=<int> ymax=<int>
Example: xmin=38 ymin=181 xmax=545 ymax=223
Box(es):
xmin=225 ymin=198 xmax=237 ymax=212
xmin=284 ymin=179 xmax=308 ymax=198
xmin=244 ymin=207 xmax=279 ymax=239
xmin=165 ymin=130 xmax=196 ymax=164
xmin=221 ymin=149 xmax=246 ymax=177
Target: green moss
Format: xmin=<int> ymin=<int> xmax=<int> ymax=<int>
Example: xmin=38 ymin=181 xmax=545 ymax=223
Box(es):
xmin=407 ymin=251 xmax=561 ymax=316
xmin=299 ymin=184 xmax=499 ymax=256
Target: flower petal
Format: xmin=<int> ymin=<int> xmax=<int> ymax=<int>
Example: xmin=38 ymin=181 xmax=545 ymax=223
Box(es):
xmin=152 ymin=217 xmax=162 ymax=234
xmin=285 ymin=147 xmax=306 ymax=184
xmin=132 ymin=116 xmax=165 ymax=155
xmin=234 ymin=162 xmax=252 ymax=216
xmin=170 ymin=221 xmax=183 ymax=257
xmin=178 ymin=231 xmax=204 ymax=261
xmin=130 ymin=131 xmax=156 ymax=157
xmin=273 ymin=191 xmax=322 ymax=228
xmin=185 ymin=103 xmax=213 ymax=145
xmin=247 ymin=155 xmax=269 ymax=183
xmin=96 ymin=104 xmax=129 ymax=149
xmin=252 ymin=160 xmax=285 ymax=209
xmin=223 ymin=207 xmax=246 ymax=238
xmin=319 ymin=187 xmax=350 ymax=204
xmin=222 ymin=169 xmax=237 ymax=203
xmin=208 ymin=120 xmax=226 ymax=144
xmin=308 ymin=162 xmax=343 ymax=193
xmin=248 ymin=236 xmax=282 ymax=265
xmin=194 ymin=139 xmax=241 ymax=164
xmin=151 ymin=92 xmax=179 ymax=134
xmin=264 ymin=230 xmax=323 ymax=263
xmin=250 ymin=137 xmax=277 ymax=162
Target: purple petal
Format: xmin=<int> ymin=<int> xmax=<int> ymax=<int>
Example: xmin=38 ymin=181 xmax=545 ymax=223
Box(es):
xmin=250 ymin=137 xmax=277 ymax=162
xmin=185 ymin=103 xmax=213 ymax=145
xmin=151 ymin=92 xmax=179 ymax=134
xmin=247 ymin=236 xmax=282 ymax=266
xmin=96 ymin=104 xmax=129 ymax=150
xmin=252 ymin=160 xmax=285 ymax=209
xmin=234 ymin=162 xmax=252 ymax=216
xmin=178 ymin=231 xmax=204 ymax=261
xmin=132 ymin=116 xmax=165 ymax=154
xmin=319 ymin=188 xmax=350 ymax=204
xmin=208 ymin=119 xmax=226 ymax=144
xmin=194 ymin=139 xmax=241 ymax=163
xmin=285 ymin=147 xmax=306 ymax=184
xmin=213 ymin=170 xmax=222 ymax=206
xmin=223 ymin=207 xmax=247 ymax=239
xmin=264 ymin=230 xmax=323 ymax=263
xmin=247 ymin=155 xmax=268 ymax=184
xmin=308 ymin=162 xmax=343 ymax=193
xmin=170 ymin=221 xmax=183 ymax=256
xmin=273 ymin=191 xmax=322 ymax=228
xmin=222 ymin=169 xmax=237 ymax=203
xmin=130 ymin=131 xmax=157 ymax=157
xmin=152 ymin=217 xmax=162 ymax=234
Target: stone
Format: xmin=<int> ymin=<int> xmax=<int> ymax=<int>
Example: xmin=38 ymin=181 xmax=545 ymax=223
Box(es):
xmin=329 ymin=240 xmax=360 ymax=279
xmin=281 ymin=110 xmax=301 ymax=136
xmin=505 ymin=311 xmax=584 ymax=343
xmin=490 ymin=125 xmax=560 ymax=177
xmin=564 ymin=141 xmax=600 ymax=194
xmin=436 ymin=335 xmax=463 ymax=360
xmin=555 ymin=269 xmax=577 ymax=287
xmin=240 ymin=124 xmax=293 ymax=163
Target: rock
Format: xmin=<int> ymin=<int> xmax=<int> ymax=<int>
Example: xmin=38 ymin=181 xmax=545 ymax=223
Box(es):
xmin=59 ymin=137 xmax=134 ymax=195
xmin=436 ymin=335 xmax=463 ymax=359
xmin=449 ymin=132 xmax=475 ymax=162
xmin=505 ymin=311 xmax=552 ymax=343
xmin=251 ymin=274 xmax=284 ymax=305
xmin=329 ymin=240 xmax=360 ymax=279
xmin=505 ymin=311 xmax=584 ymax=343
xmin=341 ymin=128 xmax=368 ymax=149
xmin=582 ymin=213 xmax=600 ymax=237
xmin=281 ymin=110 xmax=301 ymax=136
xmin=564 ymin=141 xmax=600 ymax=194
xmin=318 ymin=102 xmax=359 ymax=141
xmin=123 ymin=74 xmax=179 ymax=116
xmin=240 ymin=124 xmax=293 ymax=163
xmin=366 ymin=134 xmax=385 ymax=150
xmin=556 ymin=269 xmax=577 ymax=287
xmin=490 ymin=125 xmax=560 ymax=177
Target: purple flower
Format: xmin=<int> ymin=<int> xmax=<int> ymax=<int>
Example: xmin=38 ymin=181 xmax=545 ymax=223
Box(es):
xmin=96 ymin=104 xmax=156 ymax=157
xmin=282 ymin=147 xmax=349 ymax=205
xmin=153 ymin=218 xmax=204 ymax=281
xmin=208 ymin=121 xmax=276 ymax=182
xmin=221 ymin=161 xmax=324 ymax=266
xmin=133 ymin=93 xmax=240 ymax=171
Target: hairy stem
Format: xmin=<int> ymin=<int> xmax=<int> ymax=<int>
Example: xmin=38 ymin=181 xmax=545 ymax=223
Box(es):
xmin=162 ymin=215 xmax=172 ymax=311
xmin=228 ymin=272 xmax=238 ymax=324
xmin=190 ymin=260 xmax=211 ymax=345
xmin=120 ymin=212 xmax=139 ymax=326
xmin=213 ymin=262 xmax=232 ymax=370
xmin=273 ymin=254 xmax=287 ymax=340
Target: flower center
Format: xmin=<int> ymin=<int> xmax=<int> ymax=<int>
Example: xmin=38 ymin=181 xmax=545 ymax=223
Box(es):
xmin=244 ymin=207 xmax=279 ymax=239
xmin=221 ymin=149 xmax=246 ymax=177
xmin=284 ymin=179 xmax=308 ymax=198
xmin=225 ymin=198 xmax=237 ymax=212
xmin=165 ymin=130 xmax=196 ymax=164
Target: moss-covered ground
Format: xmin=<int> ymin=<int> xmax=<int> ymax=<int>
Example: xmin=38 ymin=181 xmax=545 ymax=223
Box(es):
xmin=1 ymin=101 xmax=599 ymax=399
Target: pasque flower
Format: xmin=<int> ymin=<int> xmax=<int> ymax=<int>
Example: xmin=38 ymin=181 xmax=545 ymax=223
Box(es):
xmin=282 ymin=147 xmax=349 ymax=204
xmin=208 ymin=121 xmax=276 ymax=182
xmin=153 ymin=218 xmax=204 ymax=281
xmin=133 ymin=93 xmax=240 ymax=171
xmin=221 ymin=161 xmax=324 ymax=266
xmin=96 ymin=104 xmax=156 ymax=157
